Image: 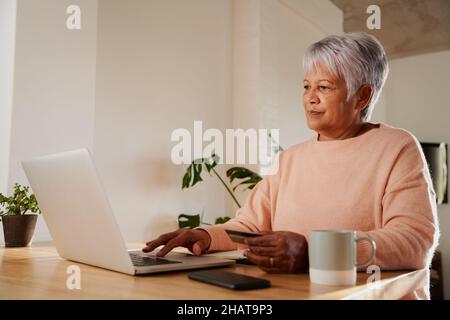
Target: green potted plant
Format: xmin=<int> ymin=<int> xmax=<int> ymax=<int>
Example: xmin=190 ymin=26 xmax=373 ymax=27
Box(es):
xmin=178 ymin=154 xmax=264 ymax=228
xmin=179 ymin=134 xmax=283 ymax=229
xmin=0 ymin=183 xmax=41 ymax=247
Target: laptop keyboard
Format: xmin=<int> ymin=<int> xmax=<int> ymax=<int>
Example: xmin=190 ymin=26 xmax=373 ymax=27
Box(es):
xmin=129 ymin=252 xmax=181 ymax=267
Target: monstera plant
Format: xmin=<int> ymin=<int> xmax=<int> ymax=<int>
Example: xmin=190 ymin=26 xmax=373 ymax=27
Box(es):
xmin=179 ymin=135 xmax=283 ymax=228
xmin=179 ymin=154 xmax=262 ymax=228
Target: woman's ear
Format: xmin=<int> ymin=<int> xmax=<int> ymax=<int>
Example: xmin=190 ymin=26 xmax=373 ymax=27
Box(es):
xmin=355 ymin=85 xmax=373 ymax=112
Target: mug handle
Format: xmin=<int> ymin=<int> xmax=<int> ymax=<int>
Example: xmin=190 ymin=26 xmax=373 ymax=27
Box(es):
xmin=355 ymin=236 xmax=376 ymax=268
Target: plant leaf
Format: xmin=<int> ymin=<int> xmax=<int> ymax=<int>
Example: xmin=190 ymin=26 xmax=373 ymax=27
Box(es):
xmin=226 ymin=167 xmax=263 ymax=191
xmin=215 ymin=216 xmax=231 ymax=224
xmin=182 ymin=164 xmax=193 ymax=189
xmin=178 ymin=214 xmax=201 ymax=229
xmin=193 ymin=157 xmax=204 ymax=165
xmin=226 ymin=167 xmax=257 ymax=182
xmin=0 ymin=183 xmax=40 ymax=215
xmin=211 ymin=153 xmax=220 ymax=164
xmin=204 ymin=153 xmax=219 ymax=173
xmin=232 ymin=177 xmax=263 ymax=191
xmin=192 ymin=163 xmax=203 ymax=186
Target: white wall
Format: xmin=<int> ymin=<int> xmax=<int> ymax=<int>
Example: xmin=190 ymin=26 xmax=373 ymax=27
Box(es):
xmin=1 ymin=0 xmax=98 ymax=244
xmin=0 ymin=0 xmax=17 ymax=195
xmin=93 ymin=0 xmax=233 ymax=242
xmin=370 ymin=90 xmax=387 ymax=124
xmin=2 ymin=0 xmax=234 ymax=245
xmin=384 ymin=50 xmax=450 ymax=298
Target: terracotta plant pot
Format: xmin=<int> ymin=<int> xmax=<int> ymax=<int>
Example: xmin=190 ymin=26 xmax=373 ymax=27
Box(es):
xmin=2 ymin=214 xmax=38 ymax=247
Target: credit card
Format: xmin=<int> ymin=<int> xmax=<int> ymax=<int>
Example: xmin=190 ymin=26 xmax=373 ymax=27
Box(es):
xmin=225 ymin=229 xmax=263 ymax=244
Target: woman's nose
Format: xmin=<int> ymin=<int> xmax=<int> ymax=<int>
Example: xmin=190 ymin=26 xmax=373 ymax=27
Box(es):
xmin=305 ymin=90 xmax=319 ymax=105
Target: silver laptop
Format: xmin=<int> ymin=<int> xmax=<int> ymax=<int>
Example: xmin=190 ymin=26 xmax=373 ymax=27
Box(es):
xmin=22 ymin=148 xmax=234 ymax=275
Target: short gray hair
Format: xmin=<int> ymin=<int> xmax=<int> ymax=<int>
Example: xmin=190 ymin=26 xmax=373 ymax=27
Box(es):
xmin=303 ymin=32 xmax=389 ymax=121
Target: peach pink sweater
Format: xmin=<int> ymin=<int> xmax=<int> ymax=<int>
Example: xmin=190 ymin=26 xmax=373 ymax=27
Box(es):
xmin=202 ymin=123 xmax=439 ymax=298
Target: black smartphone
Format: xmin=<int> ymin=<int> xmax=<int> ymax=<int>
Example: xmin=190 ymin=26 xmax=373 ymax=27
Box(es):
xmin=188 ymin=270 xmax=271 ymax=290
xmin=225 ymin=229 xmax=263 ymax=244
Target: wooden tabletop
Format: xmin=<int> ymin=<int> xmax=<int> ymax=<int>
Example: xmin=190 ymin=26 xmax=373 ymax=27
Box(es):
xmin=0 ymin=242 xmax=428 ymax=300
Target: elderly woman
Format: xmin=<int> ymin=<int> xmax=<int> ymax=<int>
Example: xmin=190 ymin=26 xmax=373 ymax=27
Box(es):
xmin=144 ymin=32 xmax=439 ymax=295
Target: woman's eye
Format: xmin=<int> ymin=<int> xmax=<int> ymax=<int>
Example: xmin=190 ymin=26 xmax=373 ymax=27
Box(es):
xmin=319 ymin=86 xmax=329 ymax=91
xmin=303 ymin=85 xmax=310 ymax=90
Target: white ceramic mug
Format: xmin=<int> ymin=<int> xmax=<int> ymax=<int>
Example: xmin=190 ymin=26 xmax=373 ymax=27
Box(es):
xmin=308 ymin=230 xmax=376 ymax=286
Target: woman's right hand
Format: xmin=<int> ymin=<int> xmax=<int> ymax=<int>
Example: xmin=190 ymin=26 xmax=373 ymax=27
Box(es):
xmin=142 ymin=229 xmax=212 ymax=257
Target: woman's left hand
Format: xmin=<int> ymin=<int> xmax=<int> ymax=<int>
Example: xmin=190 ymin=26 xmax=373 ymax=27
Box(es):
xmin=244 ymin=231 xmax=308 ymax=273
